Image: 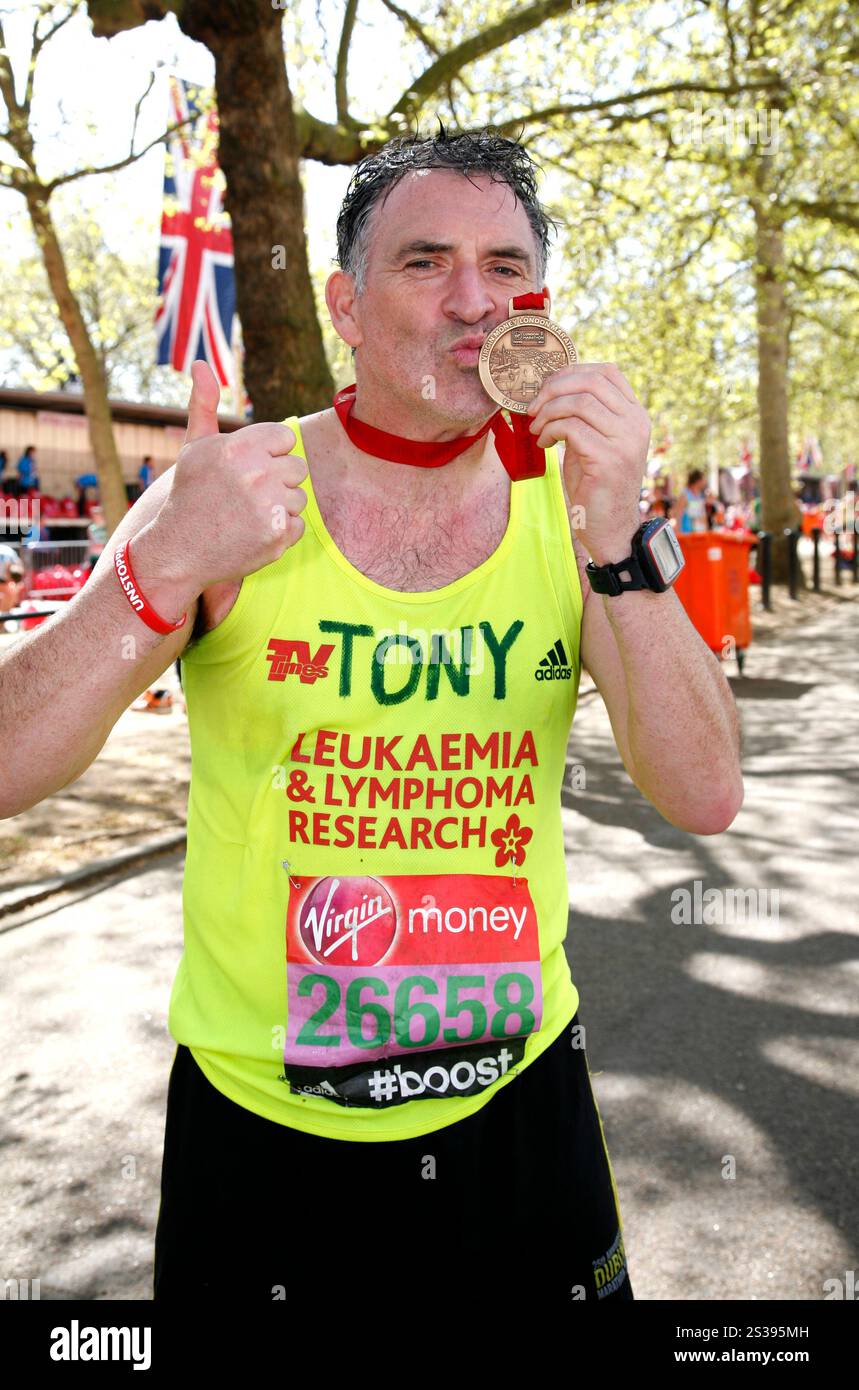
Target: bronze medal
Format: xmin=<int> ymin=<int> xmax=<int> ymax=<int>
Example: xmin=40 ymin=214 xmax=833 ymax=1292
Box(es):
xmin=479 ymin=289 xmax=577 ymax=413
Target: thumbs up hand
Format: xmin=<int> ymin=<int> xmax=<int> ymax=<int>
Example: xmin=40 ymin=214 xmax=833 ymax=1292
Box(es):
xmin=183 ymin=359 xmax=222 ymax=445
xmin=153 ymin=360 xmax=307 ymax=594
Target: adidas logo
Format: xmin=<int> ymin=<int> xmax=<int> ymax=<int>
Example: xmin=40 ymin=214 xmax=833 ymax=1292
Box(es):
xmin=535 ymin=637 xmax=573 ymax=681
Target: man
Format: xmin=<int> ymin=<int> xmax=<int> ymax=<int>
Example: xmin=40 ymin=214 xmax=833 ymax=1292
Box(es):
xmin=0 ymin=549 xmax=47 ymax=635
xmin=16 ymin=444 xmax=39 ymax=492
xmin=676 ymin=467 xmax=709 ymax=533
xmin=138 ymin=456 xmax=155 ymax=493
xmin=0 ymin=129 xmax=742 ymax=1309
xmin=86 ymin=503 xmax=108 ymax=572
xmin=0 ymin=545 xmax=26 ymax=624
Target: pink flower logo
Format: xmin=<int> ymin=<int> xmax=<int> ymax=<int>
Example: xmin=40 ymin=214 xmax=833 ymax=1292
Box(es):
xmin=490 ymin=814 xmax=533 ymax=870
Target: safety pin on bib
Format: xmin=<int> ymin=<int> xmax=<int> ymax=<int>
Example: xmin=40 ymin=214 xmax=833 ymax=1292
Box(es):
xmin=509 ymin=851 xmax=519 ymax=887
xmin=281 ymin=858 xmax=301 ymax=890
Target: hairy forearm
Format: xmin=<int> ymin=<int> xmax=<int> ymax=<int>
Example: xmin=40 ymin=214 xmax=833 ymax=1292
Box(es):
xmin=599 ymin=587 xmax=743 ymax=834
xmin=0 ymin=520 xmax=199 ymax=820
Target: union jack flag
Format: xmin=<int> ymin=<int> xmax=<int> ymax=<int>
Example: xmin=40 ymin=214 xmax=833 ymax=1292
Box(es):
xmin=155 ymin=76 xmax=236 ymax=388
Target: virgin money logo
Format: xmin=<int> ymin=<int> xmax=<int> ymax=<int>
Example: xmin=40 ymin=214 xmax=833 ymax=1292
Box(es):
xmin=298 ymin=876 xmax=397 ymax=966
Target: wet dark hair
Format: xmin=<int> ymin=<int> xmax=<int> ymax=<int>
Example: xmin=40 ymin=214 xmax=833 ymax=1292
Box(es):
xmin=335 ymin=119 xmax=557 ymax=298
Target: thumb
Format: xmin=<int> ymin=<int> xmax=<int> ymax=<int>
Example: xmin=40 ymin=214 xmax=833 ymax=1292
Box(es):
xmin=184 ymin=359 xmax=221 ymax=445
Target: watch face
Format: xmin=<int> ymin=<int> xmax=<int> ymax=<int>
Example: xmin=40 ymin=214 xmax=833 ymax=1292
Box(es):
xmin=647 ymin=523 xmax=684 ymax=584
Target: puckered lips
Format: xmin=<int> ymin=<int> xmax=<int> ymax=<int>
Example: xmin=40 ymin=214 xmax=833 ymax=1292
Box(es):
xmin=449 ymin=333 xmax=488 ymax=366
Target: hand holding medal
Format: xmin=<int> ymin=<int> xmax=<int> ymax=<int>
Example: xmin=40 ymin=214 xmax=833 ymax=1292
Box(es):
xmin=508 ymin=290 xmax=652 ymax=563
xmin=479 ymin=285 xmax=577 ymax=414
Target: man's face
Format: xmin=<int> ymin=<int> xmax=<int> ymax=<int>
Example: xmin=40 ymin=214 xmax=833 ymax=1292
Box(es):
xmin=0 ymin=573 xmax=24 ymax=612
xmin=348 ymin=168 xmax=542 ymax=421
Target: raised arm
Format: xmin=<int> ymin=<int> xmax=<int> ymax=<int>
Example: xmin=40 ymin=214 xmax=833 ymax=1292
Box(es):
xmin=0 ymin=476 xmax=201 ymax=819
xmin=0 ymin=362 xmax=307 ymax=820
xmin=526 ymin=360 xmax=743 ymax=836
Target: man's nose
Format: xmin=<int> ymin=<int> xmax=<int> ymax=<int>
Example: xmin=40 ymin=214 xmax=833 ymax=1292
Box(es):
xmin=441 ymin=264 xmax=497 ymax=324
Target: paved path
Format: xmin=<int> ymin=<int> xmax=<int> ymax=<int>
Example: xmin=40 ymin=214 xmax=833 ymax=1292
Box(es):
xmin=1 ymin=604 xmax=856 ymax=1300
xmin=566 ymin=600 xmax=859 ymax=1300
xmin=0 ymin=855 xmax=184 ymax=1299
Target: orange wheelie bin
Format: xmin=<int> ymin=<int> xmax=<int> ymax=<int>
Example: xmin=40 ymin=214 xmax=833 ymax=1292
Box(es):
xmin=801 ymin=506 xmax=826 ymax=537
xmin=673 ymin=531 xmax=755 ymax=673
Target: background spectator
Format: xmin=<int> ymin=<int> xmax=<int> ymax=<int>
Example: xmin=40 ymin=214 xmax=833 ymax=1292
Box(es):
xmin=74 ymin=473 xmax=100 ymax=517
xmin=675 ymin=468 xmax=709 ymax=533
xmin=647 ymin=477 xmax=673 ymax=521
xmin=17 ymin=444 xmax=40 ymax=491
xmin=87 ymin=504 xmax=108 ymax=572
xmin=138 ymin=455 xmax=155 ymax=493
xmin=0 ymin=544 xmax=26 ymax=620
xmin=719 ymin=467 xmax=741 ymax=507
xmin=705 ymin=488 xmax=724 ymax=529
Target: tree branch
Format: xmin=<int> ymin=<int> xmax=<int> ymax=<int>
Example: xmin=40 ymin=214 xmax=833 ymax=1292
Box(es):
xmin=296 ymin=107 xmax=391 ymax=164
xmin=386 ymin=0 xmax=573 ymax=122
xmin=784 ymin=199 xmax=859 ymax=232
xmin=0 ymin=17 xmax=42 ymax=177
xmin=720 ymin=0 xmax=740 ymax=84
xmin=539 ymin=151 xmax=644 ymax=213
xmin=791 ymin=307 xmax=858 ymax=343
xmin=334 ymin=0 xmax=363 ymax=131
xmin=379 ymin=0 xmax=441 ymax=58
xmin=663 ymin=219 xmax=722 ymax=276
xmin=0 ymin=18 xmax=21 ymax=122
xmin=129 ymin=68 xmax=156 ymax=156
xmin=490 ymin=76 xmax=785 ymax=138
xmin=25 ymin=3 xmax=80 ymax=114
xmin=788 ymin=260 xmax=859 ymax=286
xmin=43 ymin=114 xmax=197 ymax=194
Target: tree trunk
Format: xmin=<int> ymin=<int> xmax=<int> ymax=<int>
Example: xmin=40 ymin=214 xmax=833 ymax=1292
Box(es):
xmin=26 ymin=191 xmax=129 ymax=534
xmin=752 ymin=187 xmax=802 ymax=587
xmin=181 ymin=0 xmax=334 ymax=422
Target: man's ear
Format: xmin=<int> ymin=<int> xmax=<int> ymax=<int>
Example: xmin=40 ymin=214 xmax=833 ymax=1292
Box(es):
xmin=326 ymin=269 xmax=363 ymax=351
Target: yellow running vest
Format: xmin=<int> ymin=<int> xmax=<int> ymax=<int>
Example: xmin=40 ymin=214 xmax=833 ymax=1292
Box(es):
xmin=173 ymin=415 xmax=583 ymax=1141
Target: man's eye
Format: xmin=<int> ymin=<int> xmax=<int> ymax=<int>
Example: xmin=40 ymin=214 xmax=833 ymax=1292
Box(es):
xmin=404 ymin=261 xmax=521 ymax=274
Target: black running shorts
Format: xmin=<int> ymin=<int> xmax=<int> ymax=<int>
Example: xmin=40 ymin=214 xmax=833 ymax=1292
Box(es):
xmin=153 ymin=1011 xmax=633 ymax=1306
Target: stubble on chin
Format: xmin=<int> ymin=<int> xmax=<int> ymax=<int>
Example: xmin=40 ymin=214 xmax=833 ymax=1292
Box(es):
xmin=430 ymin=355 xmax=492 ymax=421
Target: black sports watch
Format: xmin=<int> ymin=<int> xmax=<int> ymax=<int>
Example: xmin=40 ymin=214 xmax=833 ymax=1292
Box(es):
xmin=585 ymin=518 xmax=685 ymax=596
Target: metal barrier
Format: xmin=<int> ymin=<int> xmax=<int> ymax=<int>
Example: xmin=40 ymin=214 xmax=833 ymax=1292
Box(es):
xmin=757 ymin=532 xmax=772 ymax=611
xmin=17 ymin=540 xmax=90 ymax=598
xmin=785 ymin=527 xmax=800 ymax=600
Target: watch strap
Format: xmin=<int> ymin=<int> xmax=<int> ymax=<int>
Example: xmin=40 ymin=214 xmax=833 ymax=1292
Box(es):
xmin=585 ymin=550 xmax=649 ymax=596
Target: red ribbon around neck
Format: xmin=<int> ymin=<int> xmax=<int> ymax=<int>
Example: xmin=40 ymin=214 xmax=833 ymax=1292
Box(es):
xmin=332 ymin=289 xmax=550 ymax=483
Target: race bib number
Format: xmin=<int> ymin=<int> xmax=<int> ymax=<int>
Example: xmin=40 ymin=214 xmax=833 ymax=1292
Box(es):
xmin=281 ymin=872 xmax=542 ymax=1107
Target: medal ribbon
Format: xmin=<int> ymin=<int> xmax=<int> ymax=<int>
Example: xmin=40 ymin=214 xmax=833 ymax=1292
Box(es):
xmin=332 ymin=289 xmax=551 ymax=482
